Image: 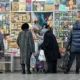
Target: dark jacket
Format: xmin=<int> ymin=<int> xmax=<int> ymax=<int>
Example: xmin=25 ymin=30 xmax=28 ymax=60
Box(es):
xmin=0 ymin=33 xmax=4 ymax=57
xmin=17 ymin=30 xmax=35 ymax=64
xmin=66 ymin=20 xmax=80 ymax=52
xmin=40 ymin=30 xmax=61 ymax=62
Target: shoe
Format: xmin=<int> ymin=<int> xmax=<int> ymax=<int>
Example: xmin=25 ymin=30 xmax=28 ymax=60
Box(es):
xmin=76 ymin=71 xmax=79 ymax=74
xmin=0 ymin=71 xmax=2 ymax=74
xmin=27 ymin=71 xmax=31 ymax=74
xmin=22 ymin=70 xmax=26 ymax=74
xmin=64 ymin=71 xmax=69 ymax=74
xmin=64 ymin=70 xmax=69 ymax=74
xmin=76 ymin=69 xmax=79 ymax=74
xmin=64 ymin=67 xmax=70 ymax=74
xmin=52 ymin=71 xmax=57 ymax=73
xmin=44 ymin=70 xmax=52 ymax=74
xmin=21 ymin=64 xmax=25 ymax=74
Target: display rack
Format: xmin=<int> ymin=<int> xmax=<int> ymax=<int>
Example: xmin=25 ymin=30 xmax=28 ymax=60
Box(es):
xmin=54 ymin=11 xmax=77 ymax=49
xmin=0 ymin=0 xmax=80 ymax=56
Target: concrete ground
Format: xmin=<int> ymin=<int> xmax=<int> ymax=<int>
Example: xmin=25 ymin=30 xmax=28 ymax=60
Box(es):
xmin=0 ymin=72 xmax=80 ymax=80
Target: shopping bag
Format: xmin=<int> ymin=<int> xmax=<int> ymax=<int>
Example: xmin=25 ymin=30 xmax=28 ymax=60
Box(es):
xmin=30 ymin=54 xmax=36 ymax=69
xmin=58 ymin=51 xmax=70 ymax=70
xmin=38 ymin=49 xmax=46 ymax=61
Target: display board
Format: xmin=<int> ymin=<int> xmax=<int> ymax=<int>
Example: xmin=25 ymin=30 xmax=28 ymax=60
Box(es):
xmin=0 ymin=0 xmax=80 ymax=56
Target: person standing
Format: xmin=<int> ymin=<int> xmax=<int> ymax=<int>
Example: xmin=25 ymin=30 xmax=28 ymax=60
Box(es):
xmin=65 ymin=20 xmax=80 ymax=74
xmin=0 ymin=32 xmax=4 ymax=73
xmin=40 ymin=25 xmax=61 ymax=73
xmin=17 ymin=23 xmax=35 ymax=74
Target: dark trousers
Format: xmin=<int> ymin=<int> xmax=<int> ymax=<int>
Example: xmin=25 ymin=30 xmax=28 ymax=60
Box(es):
xmin=47 ymin=60 xmax=57 ymax=73
xmin=67 ymin=53 xmax=80 ymax=71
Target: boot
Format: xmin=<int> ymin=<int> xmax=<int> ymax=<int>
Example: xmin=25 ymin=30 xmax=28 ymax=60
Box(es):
xmin=27 ymin=70 xmax=31 ymax=74
xmin=0 ymin=71 xmax=2 ymax=74
xmin=64 ymin=68 xmax=70 ymax=74
xmin=27 ymin=63 xmax=31 ymax=74
xmin=21 ymin=64 xmax=25 ymax=74
xmin=27 ymin=67 xmax=31 ymax=74
xmin=76 ymin=68 xmax=79 ymax=74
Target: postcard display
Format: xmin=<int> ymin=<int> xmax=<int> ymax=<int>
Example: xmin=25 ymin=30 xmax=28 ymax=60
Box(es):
xmin=0 ymin=0 xmax=80 ymax=56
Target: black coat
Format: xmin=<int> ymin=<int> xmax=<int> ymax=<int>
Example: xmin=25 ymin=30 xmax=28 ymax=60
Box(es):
xmin=40 ymin=30 xmax=61 ymax=62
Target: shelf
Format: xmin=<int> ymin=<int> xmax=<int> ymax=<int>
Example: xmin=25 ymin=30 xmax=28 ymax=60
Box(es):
xmin=60 ymin=16 xmax=72 ymax=17
xmin=32 ymin=11 xmax=53 ymax=12
xmin=10 ymin=11 xmax=31 ymax=12
xmin=55 ymin=10 xmax=78 ymax=12
xmin=60 ymin=21 xmax=73 ymax=22
xmin=55 ymin=30 xmax=70 ymax=31
xmin=55 ymin=21 xmax=74 ymax=22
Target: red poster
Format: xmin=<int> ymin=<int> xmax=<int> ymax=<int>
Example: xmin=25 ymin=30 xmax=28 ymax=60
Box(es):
xmin=26 ymin=0 xmax=31 ymax=3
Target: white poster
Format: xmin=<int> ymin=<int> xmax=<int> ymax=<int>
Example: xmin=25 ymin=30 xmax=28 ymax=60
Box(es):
xmin=19 ymin=0 xmax=25 ymax=2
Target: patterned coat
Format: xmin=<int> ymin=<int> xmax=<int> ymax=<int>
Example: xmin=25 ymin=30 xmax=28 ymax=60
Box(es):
xmin=17 ymin=30 xmax=35 ymax=64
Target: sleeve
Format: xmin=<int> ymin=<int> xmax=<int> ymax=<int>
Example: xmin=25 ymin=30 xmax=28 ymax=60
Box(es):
xmin=1 ymin=39 xmax=4 ymax=51
xmin=40 ymin=31 xmax=49 ymax=50
xmin=66 ymin=30 xmax=72 ymax=51
xmin=17 ymin=32 xmax=21 ymax=47
xmin=29 ymin=31 xmax=35 ymax=53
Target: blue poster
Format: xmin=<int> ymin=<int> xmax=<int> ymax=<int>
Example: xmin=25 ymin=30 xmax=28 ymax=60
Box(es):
xmin=45 ymin=0 xmax=54 ymax=3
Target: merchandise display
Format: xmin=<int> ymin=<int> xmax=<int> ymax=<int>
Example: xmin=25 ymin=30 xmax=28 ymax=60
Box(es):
xmin=0 ymin=2 xmax=10 ymax=12
xmin=11 ymin=12 xmax=31 ymax=37
xmin=55 ymin=11 xmax=77 ymax=48
xmin=32 ymin=12 xmax=53 ymax=40
xmin=0 ymin=0 xmax=79 ymax=56
xmin=11 ymin=0 xmax=31 ymax=11
xmin=0 ymin=13 xmax=10 ymax=34
xmin=55 ymin=0 xmax=76 ymax=10
xmin=32 ymin=0 xmax=54 ymax=11
xmin=12 ymin=2 xmax=19 ymax=11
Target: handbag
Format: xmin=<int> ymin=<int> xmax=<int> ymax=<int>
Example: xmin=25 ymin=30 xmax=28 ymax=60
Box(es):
xmin=38 ymin=49 xmax=46 ymax=61
xmin=58 ymin=51 xmax=70 ymax=70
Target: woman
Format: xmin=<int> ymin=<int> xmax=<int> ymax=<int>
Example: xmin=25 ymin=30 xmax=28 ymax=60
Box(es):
xmin=40 ymin=26 xmax=61 ymax=73
xmin=17 ymin=23 xmax=35 ymax=74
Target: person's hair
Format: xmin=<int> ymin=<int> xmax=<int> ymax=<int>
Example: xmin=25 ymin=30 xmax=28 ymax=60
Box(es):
xmin=21 ymin=23 xmax=29 ymax=30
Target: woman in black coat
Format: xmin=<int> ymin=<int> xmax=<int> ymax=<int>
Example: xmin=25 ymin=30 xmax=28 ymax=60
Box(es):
xmin=41 ymin=28 xmax=61 ymax=73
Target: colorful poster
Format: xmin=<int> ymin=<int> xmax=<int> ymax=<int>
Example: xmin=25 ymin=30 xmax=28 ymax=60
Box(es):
xmin=59 ymin=4 xmax=66 ymax=11
xmin=33 ymin=1 xmax=45 ymax=11
xmin=12 ymin=2 xmax=19 ymax=11
xmin=26 ymin=0 xmax=31 ymax=3
xmin=0 ymin=3 xmax=10 ymax=12
xmin=26 ymin=3 xmax=31 ymax=11
xmin=19 ymin=2 xmax=26 ymax=11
